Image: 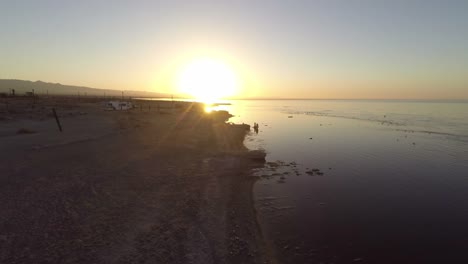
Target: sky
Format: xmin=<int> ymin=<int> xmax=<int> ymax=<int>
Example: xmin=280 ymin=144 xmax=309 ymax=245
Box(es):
xmin=1 ymin=0 xmax=468 ymax=99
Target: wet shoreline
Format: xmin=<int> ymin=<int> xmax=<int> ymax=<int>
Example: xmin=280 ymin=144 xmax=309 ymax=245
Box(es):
xmin=233 ymin=100 xmax=468 ymax=263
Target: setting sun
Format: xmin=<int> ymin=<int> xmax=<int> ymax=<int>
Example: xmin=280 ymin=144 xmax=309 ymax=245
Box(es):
xmin=176 ymin=58 xmax=238 ymax=102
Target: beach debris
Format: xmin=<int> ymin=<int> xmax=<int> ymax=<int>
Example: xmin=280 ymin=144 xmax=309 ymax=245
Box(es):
xmin=259 ymin=159 xmax=304 ymax=181
xmin=309 ymin=137 xmax=313 ymax=139
xmin=257 ymin=196 xmax=289 ymax=201
xmin=273 ymin=206 xmax=295 ymax=211
xmin=266 ymin=161 xmax=280 ymax=167
xmin=288 ymin=116 xmax=293 ymax=118
xmin=16 ymin=128 xmax=36 ymax=134
xmin=306 ymin=168 xmax=324 ymax=175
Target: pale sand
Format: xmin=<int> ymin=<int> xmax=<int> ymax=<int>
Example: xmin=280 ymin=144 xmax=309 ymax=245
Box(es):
xmin=0 ymin=97 xmax=274 ymax=264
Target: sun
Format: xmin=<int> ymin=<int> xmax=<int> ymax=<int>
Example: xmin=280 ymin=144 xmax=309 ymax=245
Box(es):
xmin=177 ymin=58 xmax=238 ymax=103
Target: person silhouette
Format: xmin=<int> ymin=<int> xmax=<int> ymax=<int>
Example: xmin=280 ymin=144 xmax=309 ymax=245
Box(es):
xmin=253 ymin=122 xmax=259 ymax=134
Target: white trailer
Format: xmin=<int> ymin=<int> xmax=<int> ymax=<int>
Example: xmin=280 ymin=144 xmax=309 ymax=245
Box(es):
xmin=105 ymin=101 xmax=134 ymax=110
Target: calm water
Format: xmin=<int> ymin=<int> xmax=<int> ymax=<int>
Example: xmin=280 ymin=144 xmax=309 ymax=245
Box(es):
xmin=224 ymin=100 xmax=468 ymax=263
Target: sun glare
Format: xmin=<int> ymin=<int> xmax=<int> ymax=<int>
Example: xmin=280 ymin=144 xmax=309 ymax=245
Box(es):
xmin=177 ymin=58 xmax=238 ymax=103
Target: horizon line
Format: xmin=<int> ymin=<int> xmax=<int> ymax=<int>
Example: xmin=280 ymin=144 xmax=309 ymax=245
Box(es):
xmin=2 ymin=79 xmax=467 ymax=101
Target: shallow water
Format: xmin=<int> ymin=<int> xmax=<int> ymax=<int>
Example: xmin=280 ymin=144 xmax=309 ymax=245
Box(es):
xmin=225 ymin=100 xmax=468 ymax=263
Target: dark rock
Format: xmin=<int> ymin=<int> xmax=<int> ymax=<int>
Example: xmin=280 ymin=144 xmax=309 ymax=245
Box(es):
xmin=246 ymin=150 xmax=266 ymax=162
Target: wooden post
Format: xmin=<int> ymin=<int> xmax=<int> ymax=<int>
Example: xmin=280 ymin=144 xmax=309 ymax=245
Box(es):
xmin=32 ymin=90 xmax=36 ymax=109
xmin=52 ymin=108 xmax=63 ymax=132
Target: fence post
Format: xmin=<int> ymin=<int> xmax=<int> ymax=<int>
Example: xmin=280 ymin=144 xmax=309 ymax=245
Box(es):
xmin=52 ymin=108 xmax=63 ymax=132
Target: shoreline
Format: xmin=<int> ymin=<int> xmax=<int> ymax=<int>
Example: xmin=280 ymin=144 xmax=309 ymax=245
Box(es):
xmin=0 ymin=97 xmax=274 ymax=263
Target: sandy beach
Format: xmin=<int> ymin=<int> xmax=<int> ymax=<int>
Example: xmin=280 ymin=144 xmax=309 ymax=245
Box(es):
xmin=0 ymin=97 xmax=273 ymax=263
xmin=3 ymin=1 xmax=467 ymax=263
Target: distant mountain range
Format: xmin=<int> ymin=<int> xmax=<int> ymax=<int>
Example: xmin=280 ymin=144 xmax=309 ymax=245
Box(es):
xmin=0 ymin=79 xmax=169 ymax=98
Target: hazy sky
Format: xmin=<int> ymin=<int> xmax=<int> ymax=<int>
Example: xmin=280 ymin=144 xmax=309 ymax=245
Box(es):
xmin=1 ymin=0 xmax=468 ymax=99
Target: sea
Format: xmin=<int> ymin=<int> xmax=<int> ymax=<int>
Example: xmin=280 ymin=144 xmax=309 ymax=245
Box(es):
xmin=221 ymin=100 xmax=468 ymax=263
